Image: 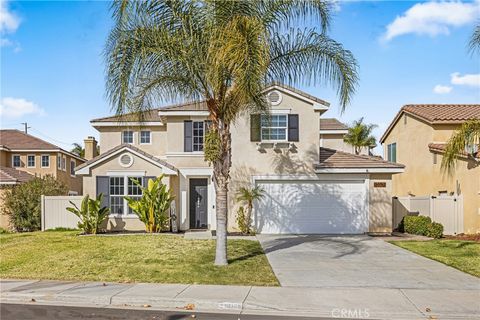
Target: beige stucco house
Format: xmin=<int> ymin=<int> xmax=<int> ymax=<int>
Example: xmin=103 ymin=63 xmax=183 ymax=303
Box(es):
xmin=76 ymin=83 xmax=404 ymax=234
xmin=380 ymin=104 xmax=480 ymax=234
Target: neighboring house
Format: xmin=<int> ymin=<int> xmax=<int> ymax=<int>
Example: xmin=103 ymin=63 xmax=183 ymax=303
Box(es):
xmin=380 ymin=104 xmax=480 ymax=234
xmin=0 ymin=130 xmax=86 ymax=195
xmin=76 ymin=83 xmax=404 ymax=234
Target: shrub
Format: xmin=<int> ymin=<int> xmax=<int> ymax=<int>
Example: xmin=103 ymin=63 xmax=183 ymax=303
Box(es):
xmin=235 ymin=186 xmax=264 ymax=235
xmin=402 ymin=215 xmax=432 ymax=235
xmin=125 ymin=175 xmax=174 ymax=233
xmin=426 ymin=222 xmax=444 ymax=239
xmin=67 ymin=194 xmax=110 ymax=234
xmin=0 ymin=227 xmax=10 ymax=234
xmin=1 ymin=176 xmax=67 ymax=232
xmin=236 ymin=206 xmax=248 ymax=234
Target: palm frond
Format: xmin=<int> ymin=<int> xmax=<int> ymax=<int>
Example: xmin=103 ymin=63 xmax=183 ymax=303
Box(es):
xmin=468 ymin=23 xmax=480 ymax=55
xmin=441 ymin=120 xmax=480 ymax=174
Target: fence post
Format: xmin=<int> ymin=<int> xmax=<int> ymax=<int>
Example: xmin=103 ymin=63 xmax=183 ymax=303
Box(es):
xmin=41 ymin=195 xmax=45 ymax=231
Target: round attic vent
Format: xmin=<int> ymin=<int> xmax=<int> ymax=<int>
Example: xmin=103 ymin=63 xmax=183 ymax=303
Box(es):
xmin=119 ymin=153 xmax=134 ymax=168
xmin=267 ymin=90 xmax=282 ymax=105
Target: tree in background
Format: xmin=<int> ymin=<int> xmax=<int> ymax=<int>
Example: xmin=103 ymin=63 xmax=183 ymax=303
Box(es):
xmin=105 ymin=0 xmax=358 ymax=265
xmin=1 ymin=176 xmax=67 ymax=231
xmin=343 ymin=118 xmax=377 ymax=155
xmin=71 ymin=142 xmax=100 ymax=158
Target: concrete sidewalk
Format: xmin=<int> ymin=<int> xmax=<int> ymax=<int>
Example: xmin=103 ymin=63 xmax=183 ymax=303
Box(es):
xmin=1 ymin=279 xmax=479 ymax=319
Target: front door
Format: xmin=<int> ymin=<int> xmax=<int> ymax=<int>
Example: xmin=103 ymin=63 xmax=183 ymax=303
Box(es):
xmin=189 ymin=178 xmax=208 ymax=229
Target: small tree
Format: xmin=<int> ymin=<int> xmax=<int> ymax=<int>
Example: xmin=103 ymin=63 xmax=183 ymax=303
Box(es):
xmin=67 ymin=194 xmax=110 ymax=234
xmin=441 ymin=120 xmax=480 ymax=174
xmin=1 ymin=175 xmax=67 ymax=232
xmin=236 ymin=186 xmax=265 ymax=234
xmin=125 ymin=175 xmax=174 ymax=233
xmin=343 ymin=118 xmax=377 ymax=155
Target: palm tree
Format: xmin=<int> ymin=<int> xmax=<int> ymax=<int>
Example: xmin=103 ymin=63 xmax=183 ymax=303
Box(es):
xmin=105 ymin=0 xmax=358 ymax=265
xmin=469 ymin=23 xmax=480 ymax=54
xmin=441 ymin=120 xmax=480 ymax=174
xmin=71 ymin=143 xmax=85 ymax=157
xmin=343 ymin=118 xmax=377 ymax=155
xmin=236 ymin=186 xmax=264 ymax=234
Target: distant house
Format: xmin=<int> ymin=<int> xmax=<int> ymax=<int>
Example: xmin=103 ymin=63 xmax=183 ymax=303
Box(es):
xmin=0 ymin=129 xmax=86 ymax=195
xmin=76 ymin=83 xmax=404 ymax=234
xmin=380 ymin=104 xmax=480 ymax=234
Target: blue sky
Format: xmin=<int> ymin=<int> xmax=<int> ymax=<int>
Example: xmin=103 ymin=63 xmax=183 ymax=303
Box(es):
xmin=1 ymin=0 xmax=479 ymax=154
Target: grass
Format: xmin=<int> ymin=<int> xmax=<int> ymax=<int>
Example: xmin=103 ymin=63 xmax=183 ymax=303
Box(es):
xmin=0 ymin=231 xmax=279 ymax=286
xmin=390 ymin=240 xmax=480 ymax=277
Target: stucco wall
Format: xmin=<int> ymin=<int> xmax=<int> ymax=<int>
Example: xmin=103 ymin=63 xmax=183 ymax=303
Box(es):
xmin=0 ymin=152 xmax=83 ymax=194
xmin=383 ymin=113 xmax=480 ymax=233
xmin=321 ymin=134 xmax=358 ymax=154
xmin=368 ymin=174 xmax=393 ymax=233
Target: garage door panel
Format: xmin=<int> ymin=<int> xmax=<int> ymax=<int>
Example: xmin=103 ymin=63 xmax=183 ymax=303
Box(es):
xmin=255 ymin=180 xmax=367 ymax=234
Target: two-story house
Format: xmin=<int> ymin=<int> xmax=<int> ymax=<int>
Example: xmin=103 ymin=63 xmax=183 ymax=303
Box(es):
xmin=380 ymin=104 xmax=480 ymax=234
xmin=76 ymin=83 xmax=404 ymax=234
xmin=0 ymin=129 xmax=86 ymax=195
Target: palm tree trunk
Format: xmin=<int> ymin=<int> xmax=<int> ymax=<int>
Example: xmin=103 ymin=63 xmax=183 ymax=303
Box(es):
xmin=245 ymin=202 xmax=252 ymax=234
xmin=213 ymin=118 xmax=232 ymax=266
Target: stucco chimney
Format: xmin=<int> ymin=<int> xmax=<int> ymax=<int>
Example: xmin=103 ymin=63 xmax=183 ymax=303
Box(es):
xmin=84 ymin=136 xmax=98 ymax=160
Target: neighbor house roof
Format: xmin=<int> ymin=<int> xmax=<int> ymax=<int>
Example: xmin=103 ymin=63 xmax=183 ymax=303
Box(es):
xmin=428 ymin=143 xmax=479 ymax=159
xmin=91 ymin=109 xmax=164 ymax=123
xmin=320 ymin=118 xmax=348 ymax=131
xmin=75 ymin=144 xmax=178 ymax=175
xmin=315 ymin=147 xmax=405 ymax=171
xmin=0 ymin=166 xmax=35 ymax=185
xmin=0 ymin=130 xmax=85 ymax=162
xmin=380 ymin=104 xmax=480 ymax=143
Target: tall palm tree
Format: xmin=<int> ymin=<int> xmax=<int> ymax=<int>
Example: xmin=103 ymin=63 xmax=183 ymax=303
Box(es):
xmin=71 ymin=143 xmax=85 ymax=158
xmin=343 ymin=118 xmax=377 ymax=155
xmin=236 ymin=186 xmax=264 ymax=234
xmin=441 ymin=120 xmax=480 ymax=174
xmin=469 ymin=23 xmax=480 ymax=54
xmin=105 ymin=0 xmax=358 ymax=265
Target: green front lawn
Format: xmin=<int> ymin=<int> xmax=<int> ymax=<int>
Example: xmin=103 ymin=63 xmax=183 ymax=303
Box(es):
xmin=0 ymin=231 xmax=278 ymax=286
xmin=390 ymin=240 xmax=480 ymax=277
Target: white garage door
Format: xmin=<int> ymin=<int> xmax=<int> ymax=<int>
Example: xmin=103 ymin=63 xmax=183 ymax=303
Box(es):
xmin=255 ymin=180 xmax=368 ymax=234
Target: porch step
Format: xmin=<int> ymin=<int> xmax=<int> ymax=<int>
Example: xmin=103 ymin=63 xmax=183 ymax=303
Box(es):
xmin=183 ymin=230 xmax=212 ymax=240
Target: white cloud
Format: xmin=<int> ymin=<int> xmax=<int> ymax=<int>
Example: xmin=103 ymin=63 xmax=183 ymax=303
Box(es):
xmin=0 ymin=97 xmax=45 ymax=118
xmin=0 ymin=0 xmax=20 ymax=33
xmin=383 ymin=1 xmax=479 ymax=41
xmin=450 ymin=72 xmax=480 ymax=87
xmin=433 ymin=84 xmax=453 ymax=94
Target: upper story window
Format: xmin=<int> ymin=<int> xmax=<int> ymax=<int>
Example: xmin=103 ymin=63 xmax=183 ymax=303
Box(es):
xmin=27 ymin=155 xmax=35 ymax=168
xmin=12 ymin=155 xmax=21 ymax=168
xmin=70 ymin=160 xmax=76 ymax=176
xmin=62 ymin=156 xmax=66 ymax=171
xmin=122 ymin=130 xmax=134 ymax=144
xmin=261 ymin=114 xmax=288 ymax=141
xmin=193 ymin=121 xmax=204 ymax=151
xmin=184 ymin=120 xmax=209 ymax=152
xmin=140 ymin=130 xmax=151 ymax=144
xmin=57 ymin=153 xmax=62 ymax=169
xmin=387 ymin=143 xmax=397 ymax=162
xmin=41 ymin=155 xmax=50 ymax=168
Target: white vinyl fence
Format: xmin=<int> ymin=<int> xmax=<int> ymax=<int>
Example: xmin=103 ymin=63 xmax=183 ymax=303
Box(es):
xmin=392 ymin=195 xmax=463 ymax=235
xmin=41 ymin=195 xmax=81 ymax=231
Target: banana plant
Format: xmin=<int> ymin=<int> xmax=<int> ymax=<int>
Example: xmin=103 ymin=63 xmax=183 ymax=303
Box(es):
xmin=67 ymin=194 xmax=109 ymax=234
xmin=125 ymin=175 xmax=174 ymax=233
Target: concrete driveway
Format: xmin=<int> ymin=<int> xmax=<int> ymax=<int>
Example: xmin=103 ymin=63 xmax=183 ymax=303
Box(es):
xmin=257 ymin=235 xmax=480 ymax=289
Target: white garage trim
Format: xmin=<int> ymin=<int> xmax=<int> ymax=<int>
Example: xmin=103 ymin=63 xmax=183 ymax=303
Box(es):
xmin=252 ymin=174 xmax=370 ymax=234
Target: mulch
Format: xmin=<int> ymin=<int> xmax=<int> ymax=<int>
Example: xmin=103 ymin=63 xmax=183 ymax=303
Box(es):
xmin=444 ymin=234 xmax=480 ymax=243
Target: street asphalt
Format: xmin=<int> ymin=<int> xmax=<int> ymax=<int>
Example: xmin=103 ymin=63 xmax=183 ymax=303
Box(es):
xmin=0 ymin=303 xmax=333 ymax=320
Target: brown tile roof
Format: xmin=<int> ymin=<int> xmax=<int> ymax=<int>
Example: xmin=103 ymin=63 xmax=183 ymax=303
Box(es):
xmin=0 ymin=167 xmax=35 ymax=184
xmin=0 ymin=129 xmax=59 ymax=150
xmin=320 ymin=118 xmax=348 ymax=130
xmin=91 ymin=109 xmax=163 ymax=123
xmin=76 ymin=144 xmax=178 ymax=172
xmin=160 ymin=101 xmax=208 ymax=112
xmin=428 ymin=143 xmax=479 ymax=158
xmin=380 ymin=104 xmax=480 ymax=143
xmin=315 ymin=147 xmax=404 ymax=169
xmin=403 ymin=104 xmax=480 ymax=123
